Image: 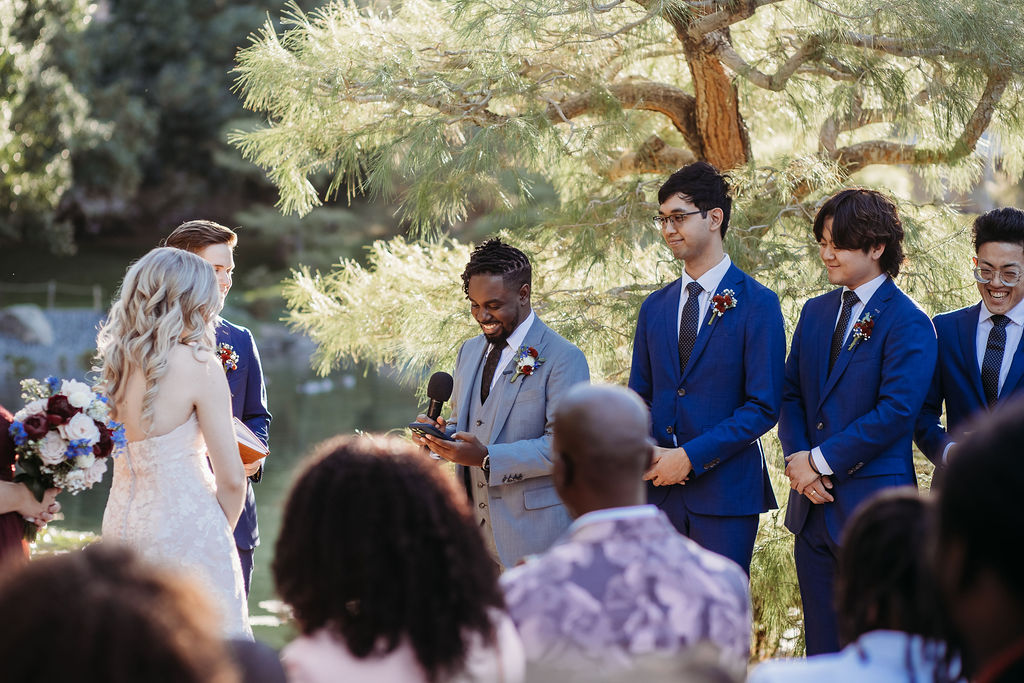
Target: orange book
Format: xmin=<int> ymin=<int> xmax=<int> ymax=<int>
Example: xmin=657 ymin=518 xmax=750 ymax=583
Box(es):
xmin=233 ymin=417 xmax=269 ymax=465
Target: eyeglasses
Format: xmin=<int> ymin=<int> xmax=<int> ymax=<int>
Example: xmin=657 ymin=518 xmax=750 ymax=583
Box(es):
xmin=653 ymin=210 xmax=706 ymax=230
xmin=973 ymin=266 xmax=1022 ymax=288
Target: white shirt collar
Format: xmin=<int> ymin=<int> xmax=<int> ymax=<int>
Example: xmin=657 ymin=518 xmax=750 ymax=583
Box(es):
xmin=682 ymin=254 xmax=732 ymax=295
xmin=496 ymin=309 xmax=535 ymax=352
xmin=844 ymin=272 xmax=888 ymax=305
xmin=569 ymin=504 xmax=660 ymax=534
xmin=979 ymin=297 xmax=1024 ymax=327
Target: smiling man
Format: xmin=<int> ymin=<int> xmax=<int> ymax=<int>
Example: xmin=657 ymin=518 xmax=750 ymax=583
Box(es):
xmin=627 ymin=162 xmax=785 ymax=574
xmin=414 ymin=238 xmax=589 ymax=568
xmin=778 ymin=188 xmax=937 ymax=655
xmin=915 ymin=208 xmax=1024 ymax=466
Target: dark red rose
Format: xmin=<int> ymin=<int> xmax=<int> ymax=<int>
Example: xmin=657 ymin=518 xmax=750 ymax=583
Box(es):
xmin=93 ymin=422 xmax=113 ymax=458
xmin=528 ymin=347 xmax=538 ymax=358
xmin=522 ymin=365 xmax=533 ymax=375
xmin=23 ymin=414 xmax=50 ymax=439
xmin=46 ymin=394 xmax=80 ymax=425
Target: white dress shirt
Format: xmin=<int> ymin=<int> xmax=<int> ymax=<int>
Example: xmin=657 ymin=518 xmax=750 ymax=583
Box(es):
xmin=484 ymin=310 xmax=536 ymax=393
xmin=812 ymin=273 xmax=889 ymax=475
xmin=675 ymin=254 xmax=733 ymax=336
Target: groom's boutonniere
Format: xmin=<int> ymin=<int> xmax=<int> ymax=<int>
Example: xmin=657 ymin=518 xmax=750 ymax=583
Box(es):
xmin=217 ymin=342 xmax=239 ymax=372
xmin=708 ymin=289 xmax=738 ymax=325
xmin=510 ymin=346 xmax=545 ymax=383
xmin=848 ymin=312 xmax=874 ymax=350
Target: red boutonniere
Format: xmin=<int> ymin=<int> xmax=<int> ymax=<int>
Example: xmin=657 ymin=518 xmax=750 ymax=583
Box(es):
xmin=708 ymin=289 xmax=738 ymax=325
xmin=217 ymin=342 xmax=239 ymax=372
xmin=511 ymin=346 xmax=546 ymax=383
xmin=848 ymin=313 xmax=874 ymax=350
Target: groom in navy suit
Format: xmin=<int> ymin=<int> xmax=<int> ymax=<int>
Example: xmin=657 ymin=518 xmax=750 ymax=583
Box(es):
xmin=628 ymin=162 xmax=785 ymax=573
xmin=165 ymin=221 xmax=271 ymax=595
xmin=779 ymin=189 xmax=936 ymax=655
xmin=915 ymin=208 xmax=1024 ymax=466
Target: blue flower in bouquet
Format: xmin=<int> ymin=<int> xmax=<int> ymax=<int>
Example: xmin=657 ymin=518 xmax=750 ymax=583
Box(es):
xmin=45 ymin=376 xmax=61 ymax=393
xmin=9 ymin=422 xmax=28 ymax=446
xmin=110 ymin=424 xmax=127 ymax=449
xmin=65 ymin=439 xmax=94 ymax=459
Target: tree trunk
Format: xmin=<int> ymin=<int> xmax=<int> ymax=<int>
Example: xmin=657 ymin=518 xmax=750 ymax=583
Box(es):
xmin=683 ymin=43 xmax=751 ymax=170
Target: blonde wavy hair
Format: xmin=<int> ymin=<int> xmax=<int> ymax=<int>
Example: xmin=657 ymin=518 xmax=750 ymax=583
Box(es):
xmin=97 ymin=247 xmax=220 ymax=432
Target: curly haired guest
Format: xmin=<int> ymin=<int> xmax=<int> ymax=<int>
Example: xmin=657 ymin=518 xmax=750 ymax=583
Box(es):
xmin=0 ymin=543 xmax=240 ymax=683
xmin=275 ymin=435 xmax=525 ymax=683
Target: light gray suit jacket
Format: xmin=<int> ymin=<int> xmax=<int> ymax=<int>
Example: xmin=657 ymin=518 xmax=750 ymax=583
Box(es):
xmin=449 ymin=316 xmax=590 ymax=567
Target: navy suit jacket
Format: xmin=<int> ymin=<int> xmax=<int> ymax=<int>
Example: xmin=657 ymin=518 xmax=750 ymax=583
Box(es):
xmin=779 ymin=278 xmax=936 ymax=543
xmin=628 ymin=263 xmax=784 ymax=516
xmin=914 ymin=303 xmax=1024 ymax=465
xmin=216 ymin=319 xmax=271 ymax=551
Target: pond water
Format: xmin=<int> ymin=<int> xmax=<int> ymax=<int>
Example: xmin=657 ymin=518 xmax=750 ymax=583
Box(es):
xmin=54 ymin=358 xmax=419 ymax=647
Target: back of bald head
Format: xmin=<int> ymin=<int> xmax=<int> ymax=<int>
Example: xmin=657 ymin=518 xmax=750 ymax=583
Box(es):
xmin=554 ymin=384 xmax=653 ymax=484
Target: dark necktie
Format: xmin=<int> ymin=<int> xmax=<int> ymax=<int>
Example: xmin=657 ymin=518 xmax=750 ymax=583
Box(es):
xmin=829 ymin=290 xmax=860 ymax=373
xmin=678 ymin=282 xmax=703 ymax=372
xmin=480 ymin=343 xmax=503 ymax=404
xmin=982 ymin=314 xmax=1010 ymax=407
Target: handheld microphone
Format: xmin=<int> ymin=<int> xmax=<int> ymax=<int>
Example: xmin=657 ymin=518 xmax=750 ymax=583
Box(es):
xmin=426 ymin=372 xmax=454 ymax=420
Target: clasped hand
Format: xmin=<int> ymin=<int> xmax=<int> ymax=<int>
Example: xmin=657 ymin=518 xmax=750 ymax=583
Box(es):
xmin=643 ymin=446 xmax=693 ymax=486
xmin=784 ymin=450 xmax=833 ymax=504
xmin=411 ymin=415 xmax=487 ymax=467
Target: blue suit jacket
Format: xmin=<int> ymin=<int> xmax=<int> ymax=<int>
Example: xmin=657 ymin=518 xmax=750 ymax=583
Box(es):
xmin=779 ymin=278 xmax=936 ymax=543
xmin=628 ymin=263 xmax=784 ymax=516
xmin=915 ymin=303 xmax=1024 ymax=465
xmin=216 ymin=319 xmax=271 ymax=551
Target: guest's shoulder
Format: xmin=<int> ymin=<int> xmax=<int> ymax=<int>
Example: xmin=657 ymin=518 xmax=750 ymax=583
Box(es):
xmin=534 ymin=319 xmax=586 ymax=359
xmin=933 ymin=303 xmax=979 ymax=329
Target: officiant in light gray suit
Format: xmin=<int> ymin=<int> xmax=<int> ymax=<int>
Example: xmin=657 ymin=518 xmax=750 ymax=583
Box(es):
xmin=415 ymin=239 xmax=590 ymax=569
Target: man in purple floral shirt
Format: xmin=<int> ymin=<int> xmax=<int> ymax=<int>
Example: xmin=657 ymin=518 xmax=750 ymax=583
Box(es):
xmin=500 ymin=384 xmax=751 ymax=672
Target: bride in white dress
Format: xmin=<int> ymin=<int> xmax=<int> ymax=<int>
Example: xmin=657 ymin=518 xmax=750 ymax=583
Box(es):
xmin=97 ymin=247 xmax=250 ymax=638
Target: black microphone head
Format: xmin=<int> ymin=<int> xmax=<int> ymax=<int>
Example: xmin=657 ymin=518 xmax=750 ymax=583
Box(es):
xmin=427 ymin=372 xmax=454 ymax=402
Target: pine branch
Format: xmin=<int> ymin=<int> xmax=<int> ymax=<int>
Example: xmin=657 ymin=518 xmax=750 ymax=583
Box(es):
xmin=550 ymin=81 xmax=701 ymax=152
xmin=709 ymin=33 xmax=823 ymax=91
xmin=608 ymin=134 xmax=698 ymax=179
xmin=831 ymin=30 xmax=980 ymax=62
xmin=684 ymin=0 xmax=788 ymax=37
xmin=834 ymin=68 xmax=1010 ymax=174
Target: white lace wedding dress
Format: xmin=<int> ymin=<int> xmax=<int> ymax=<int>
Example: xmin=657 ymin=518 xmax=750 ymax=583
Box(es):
xmin=102 ymin=413 xmax=251 ymax=638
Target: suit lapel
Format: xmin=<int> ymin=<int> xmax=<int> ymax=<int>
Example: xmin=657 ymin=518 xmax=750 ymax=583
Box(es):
xmin=1000 ymin=313 xmax=1024 ymax=399
xmin=957 ymin=303 xmax=987 ymax=406
xmin=681 ymin=265 xmax=744 ymax=382
xmin=809 ymin=289 xmax=841 ymax=404
xmin=457 ymin=335 xmax=487 ymax=433
xmin=489 ymin=318 xmax=547 ymax=440
xmin=818 ymin=279 xmax=895 ymax=407
xmin=655 ymin=280 xmax=684 ymax=382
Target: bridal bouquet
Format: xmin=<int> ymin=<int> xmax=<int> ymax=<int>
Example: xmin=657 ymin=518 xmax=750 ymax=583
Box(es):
xmin=8 ymin=377 xmax=126 ymax=540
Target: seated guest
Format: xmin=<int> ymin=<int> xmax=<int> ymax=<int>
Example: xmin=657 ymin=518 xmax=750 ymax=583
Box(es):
xmin=931 ymin=396 xmax=1024 ymax=683
xmin=748 ymin=488 xmax=963 ymax=683
xmin=0 ymin=543 xmax=240 ymax=682
xmin=500 ymin=384 xmax=750 ymax=673
xmin=274 ymin=435 xmax=525 ymax=683
xmin=0 ymin=404 xmax=60 ymax=563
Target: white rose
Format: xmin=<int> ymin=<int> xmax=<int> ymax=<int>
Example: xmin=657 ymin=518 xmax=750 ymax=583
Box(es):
xmin=61 ymin=379 xmax=95 ymax=409
xmin=84 ymin=457 xmax=108 ymax=486
xmin=86 ymin=400 xmax=110 ymax=422
xmin=58 ymin=412 xmax=100 ymax=445
xmin=520 ymin=357 xmax=536 ymax=369
xmin=13 ymin=399 xmax=47 ymax=423
xmin=60 ymin=468 xmax=88 ymax=492
xmin=38 ymin=431 xmax=68 ymax=466
xmin=76 ymin=452 xmax=96 ymax=470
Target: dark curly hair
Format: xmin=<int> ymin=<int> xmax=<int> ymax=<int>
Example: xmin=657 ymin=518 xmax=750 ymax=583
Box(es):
xmin=273 ymin=435 xmax=505 ymax=682
xmin=460 ymin=238 xmax=531 ymax=296
xmin=0 ymin=543 xmax=238 ymax=683
xmin=657 ymin=161 xmax=733 ymax=238
xmin=972 ymin=207 xmax=1024 ymax=252
xmin=813 ymin=188 xmax=905 ymax=277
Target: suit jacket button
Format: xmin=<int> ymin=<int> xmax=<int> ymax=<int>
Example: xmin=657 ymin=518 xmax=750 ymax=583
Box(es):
xmin=478 ymin=502 xmax=487 ymax=509
xmin=816 ymin=422 xmax=824 ymax=430
xmin=666 ymin=426 xmax=674 ymax=435
xmin=475 ymin=419 xmax=483 ymax=426
xmin=477 ymin=481 xmax=485 ymax=488
xmin=677 ymin=388 xmax=686 ymax=397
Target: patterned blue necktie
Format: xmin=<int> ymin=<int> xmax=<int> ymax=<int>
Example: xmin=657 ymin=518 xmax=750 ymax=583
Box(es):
xmin=678 ymin=282 xmax=703 ymax=372
xmin=982 ymin=314 xmax=1010 ymax=407
xmin=829 ymin=290 xmax=859 ymax=373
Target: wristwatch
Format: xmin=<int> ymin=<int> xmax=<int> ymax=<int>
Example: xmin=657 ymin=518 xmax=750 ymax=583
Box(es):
xmin=481 ymin=454 xmax=490 ymax=474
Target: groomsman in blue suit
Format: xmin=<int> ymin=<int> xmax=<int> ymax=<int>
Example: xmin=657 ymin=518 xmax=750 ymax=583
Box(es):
xmin=165 ymin=221 xmax=271 ymax=595
xmin=628 ymin=162 xmax=785 ymax=573
xmin=779 ymin=189 xmax=937 ymax=655
xmin=915 ymin=208 xmax=1024 ymax=466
